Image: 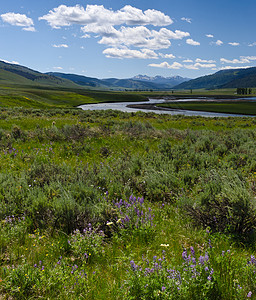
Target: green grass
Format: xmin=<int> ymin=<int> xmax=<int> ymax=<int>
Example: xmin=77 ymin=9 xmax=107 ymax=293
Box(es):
xmin=0 ymin=84 xmax=147 ymax=108
xmin=0 ymin=108 xmax=256 ymax=298
xmin=158 ymin=100 xmax=256 ymax=115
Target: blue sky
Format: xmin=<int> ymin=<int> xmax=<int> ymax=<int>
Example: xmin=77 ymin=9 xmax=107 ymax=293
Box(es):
xmin=1 ymin=0 xmax=256 ymax=79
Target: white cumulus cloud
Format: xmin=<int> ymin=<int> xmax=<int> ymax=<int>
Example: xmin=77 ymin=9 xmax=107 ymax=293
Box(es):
xmin=181 ymin=17 xmax=192 ymax=23
xmin=52 ymin=44 xmax=69 ymax=48
xmin=186 ymin=38 xmax=200 ymax=46
xmin=206 ymin=34 xmax=214 ymax=38
xmin=195 ymin=58 xmax=216 ymax=63
xmin=242 ymin=56 xmax=256 ymax=61
xmin=228 ymin=42 xmax=240 ymax=46
xmin=148 ymin=61 xmax=183 ymax=69
xmin=194 ymin=62 xmax=216 ymax=68
xmin=159 ymin=53 xmax=176 ymax=59
xmin=220 ymin=57 xmax=250 ymax=64
xmin=22 ymin=26 xmax=36 ymax=32
xmin=1 ymin=12 xmax=35 ymax=31
xmin=103 ymin=48 xmax=158 ymax=59
xmin=183 ymin=59 xmax=193 ymax=63
xmin=90 ymin=26 xmax=189 ymax=50
xmin=212 ymin=40 xmax=223 ymax=46
xmin=220 ymin=66 xmax=251 ymax=70
xmin=184 ymin=62 xmax=216 ymax=69
xmin=39 ymin=5 xmax=173 ymax=28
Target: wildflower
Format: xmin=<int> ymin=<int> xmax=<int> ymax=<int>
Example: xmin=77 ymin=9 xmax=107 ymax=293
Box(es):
xmin=190 ymin=246 xmax=195 ymax=257
xmin=162 ymin=286 xmax=166 ymax=291
xmin=204 ymin=252 xmax=209 ymax=262
xmin=182 ymin=249 xmax=187 ymax=261
xmin=106 ymin=221 xmax=113 ymax=226
xmin=160 ymin=244 xmax=169 ymax=247
xmin=247 ymin=291 xmax=252 ymax=298
xmin=130 ymin=260 xmax=138 ymax=271
xmin=199 ymin=256 xmax=204 ymax=265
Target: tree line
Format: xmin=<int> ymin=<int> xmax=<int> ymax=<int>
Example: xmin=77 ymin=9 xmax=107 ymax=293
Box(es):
xmin=236 ymin=88 xmax=254 ymax=95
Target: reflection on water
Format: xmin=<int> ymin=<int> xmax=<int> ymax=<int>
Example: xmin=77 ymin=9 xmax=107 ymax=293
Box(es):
xmin=78 ymin=98 xmax=255 ymax=117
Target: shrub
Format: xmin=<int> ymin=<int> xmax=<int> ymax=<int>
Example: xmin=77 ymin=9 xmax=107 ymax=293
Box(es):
xmin=185 ymin=170 xmax=256 ymax=240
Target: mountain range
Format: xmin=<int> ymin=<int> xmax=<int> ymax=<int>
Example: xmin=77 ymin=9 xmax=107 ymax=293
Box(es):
xmin=0 ymin=60 xmax=256 ymax=91
xmin=47 ymin=72 xmax=190 ymax=90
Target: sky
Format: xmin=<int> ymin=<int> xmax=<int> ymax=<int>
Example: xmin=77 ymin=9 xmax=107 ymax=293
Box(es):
xmin=1 ymin=0 xmax=256 ymax=79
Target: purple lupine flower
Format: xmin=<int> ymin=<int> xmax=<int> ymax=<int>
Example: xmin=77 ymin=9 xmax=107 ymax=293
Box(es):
xmin=204 ymin=252 xmax=209 ymax=262
xmin=182 ymin=249 xmax=187 ymax=261
xmin=162 ymin=286 xmax=166 ymax=291
xmin=130 ymin=260 xmax=138 ymax=271
xmin=199 ymin=256 xmax=204 ymax=265
xmin=247 ymin=291 xmax=252 ymax=298
xmin=190 ymin=246 xmax=195 ymax=257
xmin=144 ymin=268 xmax=151 ymax=275
xmin=250 ymin=255 xmax=256 ymax=265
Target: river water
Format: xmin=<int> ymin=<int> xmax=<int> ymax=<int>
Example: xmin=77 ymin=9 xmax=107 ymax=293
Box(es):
xmin=78 ymin=98 xmax=256 ymax=117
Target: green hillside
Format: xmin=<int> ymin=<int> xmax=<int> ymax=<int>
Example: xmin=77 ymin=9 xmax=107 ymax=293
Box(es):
xmin=0 ymin=60 xmax=78 ymax=88
xmin=47 ymin=72 xmax=113 ymax=89
xmin=174 ymin=67 xmax=256 ymax=90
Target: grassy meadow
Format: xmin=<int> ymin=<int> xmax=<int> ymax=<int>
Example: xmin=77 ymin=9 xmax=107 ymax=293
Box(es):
xmin=0 ymin=104 xmax=256 ymax=299
xmin=158 ymin=101 xmax=256 ymax=115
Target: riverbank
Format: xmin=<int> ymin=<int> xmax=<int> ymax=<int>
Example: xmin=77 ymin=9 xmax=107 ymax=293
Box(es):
xmin=127 ymin=96 xmax=256 ymax=116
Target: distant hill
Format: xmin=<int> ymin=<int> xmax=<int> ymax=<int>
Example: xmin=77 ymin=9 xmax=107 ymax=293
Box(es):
xmin=174 ymin=67 xmax=256 ymax=90
xmin=0 ymin=60 xmax=77 ymax=87
xmin=102 ymin=77 xmax=162 ymax=90
xmin=132 ymin=74 xmax=190 ymax=87
xmin=46 ymin=72 xmax=112 ymax=89
xmin=50 ymin=72 xmax=171 ymax=90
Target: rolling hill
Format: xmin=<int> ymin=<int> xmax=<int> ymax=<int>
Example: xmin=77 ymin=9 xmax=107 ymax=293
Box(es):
xmin=0 ymin=60 xmax=78 ymax=88
xmin=174 ymin=67 xmax=256 ymax=90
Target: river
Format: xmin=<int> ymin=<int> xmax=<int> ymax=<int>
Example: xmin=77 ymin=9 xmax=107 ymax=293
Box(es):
xmin=78 ymin=97 xmax=256 ymax=117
